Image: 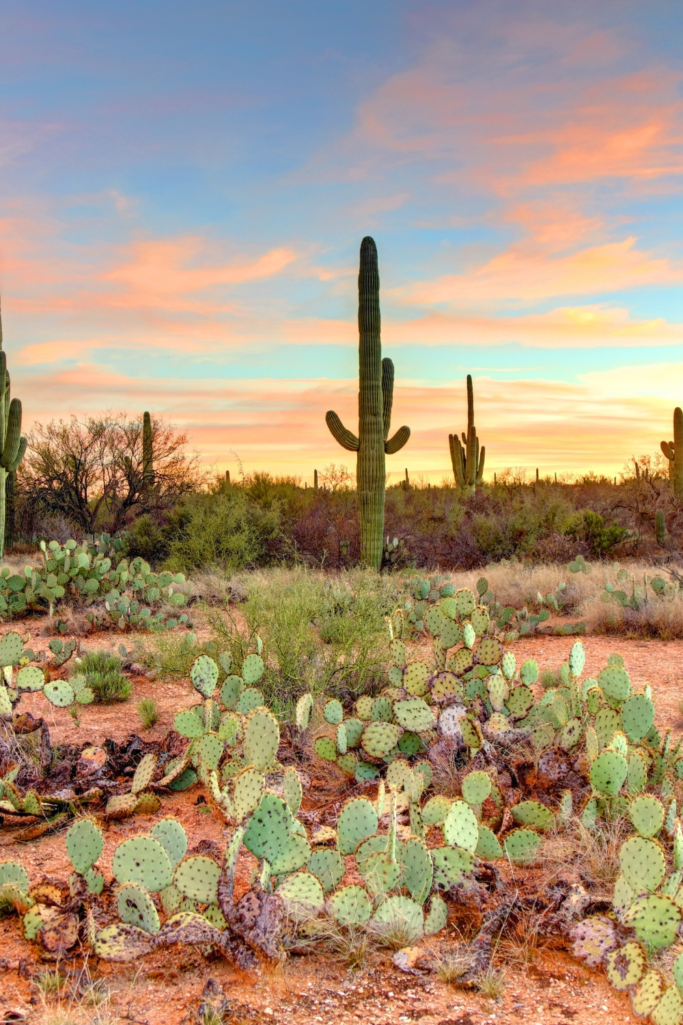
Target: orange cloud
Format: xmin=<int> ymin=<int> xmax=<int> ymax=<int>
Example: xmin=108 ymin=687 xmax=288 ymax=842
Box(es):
xmin=401 ymin=237 xmax=682 ymax=305
xmin=103 ymin=238 xmax=297 ymax=311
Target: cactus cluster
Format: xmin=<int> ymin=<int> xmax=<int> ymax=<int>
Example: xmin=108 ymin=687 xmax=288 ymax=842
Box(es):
xmin=449 ymin=375 xmax=485 ymax=495
xmin=0 ymin=536 xmax=190 ymax=631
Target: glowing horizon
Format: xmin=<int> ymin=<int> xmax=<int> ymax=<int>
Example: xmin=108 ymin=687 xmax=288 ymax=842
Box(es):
xmin=2 ymin=1 xmax=683 ymax=483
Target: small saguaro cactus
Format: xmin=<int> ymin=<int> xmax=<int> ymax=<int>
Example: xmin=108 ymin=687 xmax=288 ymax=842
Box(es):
xmin=661 ymin=408 xmax=683 ymax=498
xmin=142 ymin=411 xmax=154 ymax=493
xmin=0 ymin=304 xmax=27 ymax=560
xmin=326 ymin=237 xmax=410 ymax=569
xmin=449 ymin=375 xmax=485 ymax=495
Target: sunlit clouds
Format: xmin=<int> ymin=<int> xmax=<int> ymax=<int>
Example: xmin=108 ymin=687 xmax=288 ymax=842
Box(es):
xmin=1 ymin=1 xmax=682 ymax=480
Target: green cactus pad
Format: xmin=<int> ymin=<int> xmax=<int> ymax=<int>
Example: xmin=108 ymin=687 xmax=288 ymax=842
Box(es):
xmin=673 ymin=952 xmax=683 ymax=997
xmin=202 ymin=904 xmax=227 ymax=929
xmin=511 ymin=801 xmax=555 ymax=832
xmin=220 ymin=675 xmax=243 ymax=710
xmin=372 ymin=895 xmax=423 ymax=941
xmin=475 ymin=636 xmax=501 ymax=665
xmin=131 ymin=753 xmax=157 ymax=794
xmin=15 ymin=666 xmax=44 ymax=692
xmin=622 ymin=694 xmax=656 ymax=743
xmin=194 ymin=732 xmax=223 ymax=772
xmin=330 ymin=885 xmax=372 ymax=927
xmin=324 ymin=699 xmax=343 ymax=725
xmin=355 ymin=696 xmax=374 ymax=720
xmin=390 ymin=639 xmax=407 ymax=667
xmin=568 ymin=641 xmax=585 ymax=678
xmin=190 ymin=655 xmax=219 ymax=697
xmin=174 ymin=710 xmax=205 ymax=739
xmin=314 ymin=737 xmax=337 ymax=761
xmin=475 ymin=825 xmax=503 ymax=860
xmin=295 ymin=692 xmax=313 ymax=730
xmin=149 ymin=819 xmax=187 ymax=868
xmin=65 ymin=819 xmax=103 ymax=875
xmin=504 ymin=828 xmax=543 ymax=865
xmin=460 ymin=717 xmax=483 ymax=750
xmin=507 ymin=685 xmax=534 ymax=719
xmin=450 ymin=649 xmax=474 ymax=676
xmin=400 ymin=839 xmax=433 ymax=904
xmin=243 ymin=708 xmax=279 ymax=771
xmin=236 ymin=687 xmax=264 ymax=715
xmin=652 ymin=986 xmax=683 ymax=1025
xmin=461 ymin=771 xmax=492 ymax=806
xmin=277 ymin=871 xmax=324 ymax=911
xmin=470 ymin=606 xmax=490 ymax=637
xmin=520 ymin=660 xmax=539 ymax=686
xmin=0 ymin=861 xmax=29 ymax=892
xmin=421 ymin=796 xmax=452 ymax=826
xmin=283 ymin=768 xmax=302 ymax=814
xmin=117 ymin=882 xmax=160 ymax=935
xmin=598 ymin=666 xmax=632 ymax=703
xmin=586 ymin=688 xmax=601 ymax=716
xmin=355 ymin=762 xmax=379 ymax=782
xmin=439 ymin=618 xmax=463 ymax=649
xmin=628 ymin=894 xmax=681 ymax=952
xmin=605 ymin=942 xmax=646 ymax=991
xmin=386 ymin=759 xmax=411 ymax=790
xmin=487 ymin=675 xmax=508 ymax=713
xmin=393 ymin=698 xmax=435 ymax=733
xmin=443 ymin=801 xmax=479 ymax=853
xmin=308 ymin=849 xmax=345 ymax=893
xmin=590 ymin=750 xmax=628 ymax=796
xmin=430 ymin=671 xmax=462 ymax=702
xmin=43 ymin=680 xmax=74 ymax=707
xmin=424 ymin=895 xmax=448 ymax=936
xmin=242 ymin=793 xmax=307 ymax=873
xmin=454 ymin=588 xmax=476 ymax=616
xmin=174 ymin=855 xmax=221 ymax=905
xmin=560 ymin=718 xmax=583 ymax=750
xmin=361 ymin=721 xmax=403 ymax=759
xmin=337 ymin=798 xmax=379 ymax=856
xmin=0 ymin=633 xmax=23 ymax=666
xmin=432 ymin=847 xmax=475 ymax=891
xmin=337 ymin=753 xmax=357 ymax=775
xmin=371 ymin=696 xmax=393 ymax=722
xmin=630 ymin=795 xmax=665 ymax=838
xmin=631 ymin=972 xmax=665 ymax=1018
xmin=342 ymin=718 xmax=364 ymax=749
xmin=112 ymin=837 xmax=173 ymax=892
xmin=359 ymin=852 xmax=402 ymax=897
xmin=241 ymin=654 xmax=264 ymax=686
xmin=620 ymin=836 xmax=666 ymax=893
xmin=232 ymin=767 xmax=265 ymax=821
xmin=398 ymin=731 xmax=421 ymax=756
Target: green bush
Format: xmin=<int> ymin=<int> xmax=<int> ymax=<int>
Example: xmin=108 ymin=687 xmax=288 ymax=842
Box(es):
xmin=74 ymin=650 xmax=131 ymax=703
xmin=163 ymin=490 xmax=281 ymax=572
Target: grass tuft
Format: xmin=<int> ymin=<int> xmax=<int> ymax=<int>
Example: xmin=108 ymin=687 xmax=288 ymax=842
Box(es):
xmin=137 ymin=697 xmax=160 ymax=729
xmin=74 ymin=650 xmax=131 ymax=703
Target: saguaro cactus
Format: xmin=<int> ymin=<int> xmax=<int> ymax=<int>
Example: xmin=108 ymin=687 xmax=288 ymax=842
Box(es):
xmin=449 ymin=375 xmax=485 ymax=495
xmin=0 ymin=305 xmax=27 ymax=559
xmin=661 ymin=408 xmax=683 ymax=498
xmin=326 ymin=237 xmax=410 ymax=569
xmin=142 ymin=411 xmax=154 ymax=493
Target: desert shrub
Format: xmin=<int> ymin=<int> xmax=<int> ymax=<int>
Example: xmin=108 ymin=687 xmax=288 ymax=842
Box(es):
xmin=137 ymin=697 xmax=159 ymax=729
xmin=162 ymin=489 xmax=281 ymax=572
xmin=74 ymin=651 xmax=131 ymax=703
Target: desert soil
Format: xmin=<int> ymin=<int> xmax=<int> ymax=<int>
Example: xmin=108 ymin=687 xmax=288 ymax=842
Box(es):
xmin=1 ymin=631 xmax=681 ymax=1025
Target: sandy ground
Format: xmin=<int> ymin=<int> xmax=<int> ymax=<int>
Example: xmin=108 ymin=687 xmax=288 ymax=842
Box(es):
xmin=1 ymin=631 xmax=680 ymax=1024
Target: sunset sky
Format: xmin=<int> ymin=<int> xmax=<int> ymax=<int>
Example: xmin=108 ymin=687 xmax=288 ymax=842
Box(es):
xmin=1 ymin=0 xmax=683 ymax=482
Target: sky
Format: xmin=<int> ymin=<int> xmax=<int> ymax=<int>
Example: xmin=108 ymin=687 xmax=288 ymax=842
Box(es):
xmin=1 ymin=0 xmax=683 ymax=483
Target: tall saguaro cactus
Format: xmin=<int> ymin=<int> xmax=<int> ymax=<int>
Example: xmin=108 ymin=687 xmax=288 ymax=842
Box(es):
xmin=142 ymin=411 xmax=154 ymax=493
xmin=661 ymin=407 xmax=683 ymax=498
xmin=0 ymin=304 xmax=27 ymax=558
xmin=326 ymin=237 xmax=410 ymax=569
xmin=449 ymin=374 xmax=485 ymax=495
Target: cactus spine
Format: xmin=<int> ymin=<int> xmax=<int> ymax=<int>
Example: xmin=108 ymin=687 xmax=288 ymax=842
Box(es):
xmin=661 ymin=408 xmax=683 ymax=498
xmin=326 ymin=237 xmax=410 ymax=569
xmin=0 ymin=304 xmax=27 ymax=559
xmin=142 ymin=411 xmax=154 ymax=494
xmin=449 ymin=375 xmax=485 ymax=495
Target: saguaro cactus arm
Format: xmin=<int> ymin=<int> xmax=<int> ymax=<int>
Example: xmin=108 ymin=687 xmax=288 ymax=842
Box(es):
xmin=381 ymin=357 xmax=410 ymax=453
xmin=325 ymin=411 xmax=359 ymax=451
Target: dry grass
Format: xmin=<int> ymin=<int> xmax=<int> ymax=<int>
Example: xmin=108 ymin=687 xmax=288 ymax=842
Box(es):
xmin=539 ymin=816 xmax=628 ymax=896
xmin=435 ymin=945 xmax=476 ymax=985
